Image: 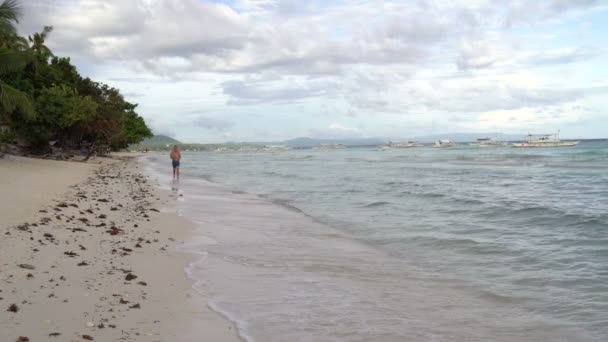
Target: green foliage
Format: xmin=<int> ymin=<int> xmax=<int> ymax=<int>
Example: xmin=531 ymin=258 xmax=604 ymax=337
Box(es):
xmin=0 ymin=0 xmax=20 ymax=35
xmin=0 ymin=82 xmax=34 ymax=118
xmin=35 ymin=85 xmax=97 ymax=129
xmin=112 ymin=110 xmax=153 ymax=149
xmin=0 ymin=0 xmax=152 ymax=154
xmin=0 ymin=126 xmax=15 ymax=143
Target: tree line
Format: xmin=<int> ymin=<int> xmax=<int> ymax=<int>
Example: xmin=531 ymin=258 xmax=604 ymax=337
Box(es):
xmin=0 ymin=0 xmax=152 ymax=156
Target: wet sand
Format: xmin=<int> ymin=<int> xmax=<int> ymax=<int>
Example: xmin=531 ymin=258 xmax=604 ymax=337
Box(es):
xmin=0 ymin=155 xmax=239 ymax=341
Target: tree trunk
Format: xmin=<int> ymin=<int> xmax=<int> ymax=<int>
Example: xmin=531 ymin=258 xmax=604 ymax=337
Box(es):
xmin=83 ymin=141 xmax=96 ymax=162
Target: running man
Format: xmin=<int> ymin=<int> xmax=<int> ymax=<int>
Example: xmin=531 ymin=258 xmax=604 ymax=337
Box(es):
xmin=170 ymin=145 xmax=181 ymax=179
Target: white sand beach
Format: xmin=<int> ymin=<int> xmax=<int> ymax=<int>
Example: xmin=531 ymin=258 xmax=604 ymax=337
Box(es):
xmin=0 ymin=155 xmax=240 ymax=341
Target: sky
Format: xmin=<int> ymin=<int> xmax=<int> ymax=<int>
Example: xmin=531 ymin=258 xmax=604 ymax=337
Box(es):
xmin=17 ymin=0 xmax=608 ymax=142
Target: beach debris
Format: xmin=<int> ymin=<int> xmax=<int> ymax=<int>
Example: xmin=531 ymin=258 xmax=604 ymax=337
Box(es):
xmin=97 ymin=198 xmax=109 ymax=202
xmin=149 ymin=208 xmax=160 ymax=212
xmin=7 ymin=303 xmax=19 ymax=312
xmin=82 ymin=335 xmax=94 ymax=340
xmin=15 ymin=223 xmax=30 ymax=231
xmin=56 ymin=203 xmax=69 ymax=208
xmin=26 ymin=273 xmax=33 ymax=279
xmin=119 ymin=298 xmax=129 ymax=304
xmin=18 ymin=264 xmax=35 ymax=270
xmin=125 ymin=273 xmax=137 ymax=281
xmin=97 ymin=323 xmax=105 ymax=329
xmin=137 ymin=281 xmax=147 ymax=286
xmin=78 ymin=217 xmax=89 ymax=223
xmin=77 ymin=261 xmax=89 ymax=266
xmin=86 ymin=321 xmax=95 ymax=327
xmin=98 ymin=214 xmax=107 ymax=219
xmin=15 ymin=337 xmax=29 ymax=342
xmin=107 ymin=226 xmax=123 ymax=235
xmin=129 ymin=303 xmax=140 ymax=309
xmin=64 ymin=251 xmax=79 ymax=257
xmin=135 ymin=243 xmax=142 ymax=248
xmin=48 ymin=332 xmax=61 ymax=337
xmin=79 ymin=244 xmax=87 ymax=250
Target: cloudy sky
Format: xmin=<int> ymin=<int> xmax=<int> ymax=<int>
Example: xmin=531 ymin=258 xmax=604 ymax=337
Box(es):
xmin=18 ymin=0 xmax=608 ymax=142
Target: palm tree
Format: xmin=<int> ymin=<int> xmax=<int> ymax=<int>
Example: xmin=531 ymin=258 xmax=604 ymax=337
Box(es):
xmin=0 ymin=0 xmax=34 ymax=123
xmin=28 ymin=25 xmax=53 ymax=62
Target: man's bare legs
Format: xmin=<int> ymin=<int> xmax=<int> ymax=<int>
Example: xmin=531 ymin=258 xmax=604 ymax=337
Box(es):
xmin=176 ymin=167 xmax=180 ymax=179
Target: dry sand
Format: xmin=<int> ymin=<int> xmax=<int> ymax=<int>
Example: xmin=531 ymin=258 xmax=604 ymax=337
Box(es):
xmin=0 ymin=155 xmax=240 ymax=341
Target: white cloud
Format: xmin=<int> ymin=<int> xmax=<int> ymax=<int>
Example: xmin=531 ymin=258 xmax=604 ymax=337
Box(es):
xmin=16 ymin=0 xmax=608 ymax=142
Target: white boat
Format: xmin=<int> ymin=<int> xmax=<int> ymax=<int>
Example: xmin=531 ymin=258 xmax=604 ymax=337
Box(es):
xmin=512 ymin=132 xmax=578 ymax=148
xmin=469 ymin=137 xmax=506 ymax=147
xmin=433 ymin=139 xmax=455 ymax=148
xmin=383 ymin=141 xmax=419 ymax=149
xmin=263 ymin=145 xmax=290 ymax=151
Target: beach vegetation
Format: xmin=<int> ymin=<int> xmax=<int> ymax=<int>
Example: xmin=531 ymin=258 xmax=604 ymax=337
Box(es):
xmin=0 ymin=0 xmax=152 ymax=155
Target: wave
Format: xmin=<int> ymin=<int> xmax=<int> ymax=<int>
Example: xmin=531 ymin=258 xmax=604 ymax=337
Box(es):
xmin=258 ymin=195 xmax=307 ymax=214
xmin=362 ymin=201 xmax=392 ymax=208
xmin=398 ymin=190 xmax=446 ymax=199
xmin=477 ymin=289 xmax=524 ymax=304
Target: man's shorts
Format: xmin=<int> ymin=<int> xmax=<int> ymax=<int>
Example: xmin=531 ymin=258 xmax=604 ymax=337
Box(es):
xmin=172 ymin=160 xmax=180 ymax=169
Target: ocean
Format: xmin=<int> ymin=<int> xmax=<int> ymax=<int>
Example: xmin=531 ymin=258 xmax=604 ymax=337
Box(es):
xmin=145 ymin=140 xmax=608 ymax=341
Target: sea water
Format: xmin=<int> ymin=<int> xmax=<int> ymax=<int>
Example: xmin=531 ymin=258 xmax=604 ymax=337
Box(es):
xmin=145 ymin=140 xmax=608 ymax=341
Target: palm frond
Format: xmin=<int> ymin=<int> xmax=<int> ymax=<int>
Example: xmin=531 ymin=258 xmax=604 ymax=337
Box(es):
xmin=0 ymin=81 xmax=34 ymax=120
xmin=0 ymin=0 xmax=21 ymax=36
xmin=0 ymin=47 xmax=30 ymax=74
xmin=0 ymin=0 xmax=20 ymax=24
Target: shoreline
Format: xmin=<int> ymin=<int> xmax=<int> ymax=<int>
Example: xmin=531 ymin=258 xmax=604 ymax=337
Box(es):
xmin=0 ymin=155 xmax=240 ymax=341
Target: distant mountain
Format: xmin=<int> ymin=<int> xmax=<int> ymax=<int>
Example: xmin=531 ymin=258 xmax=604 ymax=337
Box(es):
xmin=224 ymin=137 xmax=385 ymax=147
xmin=139 ymin=135 xmax=181 ymax=145
xmin=281 ymin=137 xmax=385 ymax=147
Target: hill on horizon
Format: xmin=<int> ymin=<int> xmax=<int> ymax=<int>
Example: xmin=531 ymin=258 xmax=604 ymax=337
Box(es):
xmin=139 ymin=135 xmax=181 ymax=145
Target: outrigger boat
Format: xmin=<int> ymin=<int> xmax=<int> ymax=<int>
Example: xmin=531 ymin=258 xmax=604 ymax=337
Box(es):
xmin=512 ymin=132 xmax=578 ymax=148
xmin=383 ymin=141 xmax=419 ymax=149
xmin=433 ymin=139 xmax=455 ymax=148
xmin=469 ymin=137 xmax=506 ymax=147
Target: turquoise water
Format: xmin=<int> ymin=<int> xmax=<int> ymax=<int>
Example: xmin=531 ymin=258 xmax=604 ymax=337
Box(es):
xmin=148 ymin=140 xmax=608 ymax=341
